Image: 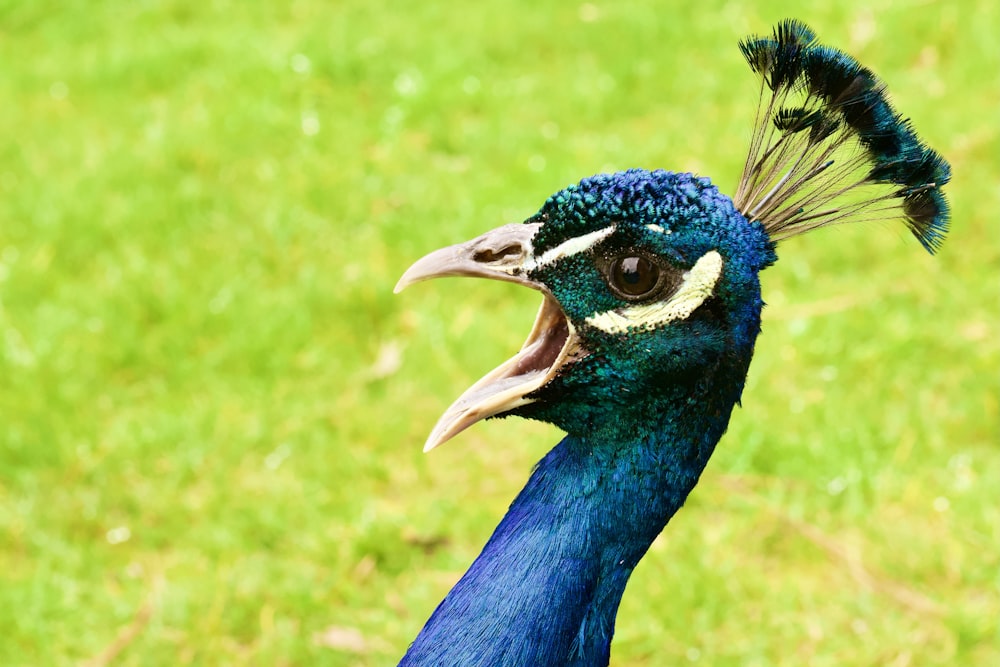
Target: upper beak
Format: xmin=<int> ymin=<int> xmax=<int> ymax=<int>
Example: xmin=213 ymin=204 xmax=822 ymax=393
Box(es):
xmin=396 ymin=222 xmax=582 ymax=451
xmin=394 ymin=223 xmax=542 ymax=294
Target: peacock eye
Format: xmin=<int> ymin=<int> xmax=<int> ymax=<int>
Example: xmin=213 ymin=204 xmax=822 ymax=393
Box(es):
xmin=608 ymin=254 xmax=661 ymax=299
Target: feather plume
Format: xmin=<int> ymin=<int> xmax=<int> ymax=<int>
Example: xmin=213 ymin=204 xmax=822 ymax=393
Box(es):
xmin=733 ymin=19 xmax=950 ymax=253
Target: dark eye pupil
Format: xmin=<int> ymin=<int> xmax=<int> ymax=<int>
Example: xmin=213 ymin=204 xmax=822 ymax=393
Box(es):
xmin=612 ymin=255 xmax=659 ymax=297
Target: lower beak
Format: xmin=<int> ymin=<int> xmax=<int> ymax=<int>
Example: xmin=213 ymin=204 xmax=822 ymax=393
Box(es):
xmin=396 ymin=223 xmax=582 ymax=451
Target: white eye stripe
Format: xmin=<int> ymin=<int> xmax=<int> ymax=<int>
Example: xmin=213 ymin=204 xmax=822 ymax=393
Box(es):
xmin=585 ymin=250 xmax=723 ymax=333
xmin=645 ymin=224 xmax=671 ymax=235
xmin=526 ymin=226 xmax=616 ymax=271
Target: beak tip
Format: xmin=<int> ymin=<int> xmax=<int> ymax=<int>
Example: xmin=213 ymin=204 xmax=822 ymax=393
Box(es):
xmin=393 ymin=271 xmax=415 ymax=294
xmin=422 ymin=424 xmax=451 ymax=453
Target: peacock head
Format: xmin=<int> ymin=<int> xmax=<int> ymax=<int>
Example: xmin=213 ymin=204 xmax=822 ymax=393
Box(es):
xmin=397 ymin=20 xmax=952 ymax=451
xmin=396 ymin=169 xmax=776 ymax=449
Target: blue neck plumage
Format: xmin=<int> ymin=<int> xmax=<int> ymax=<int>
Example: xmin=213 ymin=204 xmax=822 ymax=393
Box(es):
xmin=399 ymin=382 xmax=742 ymax=666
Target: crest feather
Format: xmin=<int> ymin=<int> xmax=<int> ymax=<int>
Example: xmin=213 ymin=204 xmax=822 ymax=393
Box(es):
xmin=734 ymin=19 xmax=950 ymax=253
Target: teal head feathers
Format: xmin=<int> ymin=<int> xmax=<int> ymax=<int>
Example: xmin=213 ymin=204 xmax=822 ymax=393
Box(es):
xmin=513 ymin=170 xmax=774 ymax=442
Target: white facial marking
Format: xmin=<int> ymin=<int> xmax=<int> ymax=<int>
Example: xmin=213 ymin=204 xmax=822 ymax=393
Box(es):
xmin=585 ymin=250 xmax=724 ymax=333
xmin=527 ymin=225 xmax=616 ymax=271
xmin=645 ymin=224 xmax=671 ymax=235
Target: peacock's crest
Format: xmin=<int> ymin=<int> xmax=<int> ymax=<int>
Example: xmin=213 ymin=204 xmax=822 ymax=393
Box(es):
xmin=733 ymin=19 xmax=950 ymax=252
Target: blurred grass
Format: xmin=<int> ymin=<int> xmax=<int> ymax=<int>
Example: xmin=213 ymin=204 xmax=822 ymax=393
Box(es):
xmin=0 ymin=0 xmax=996 ymax=665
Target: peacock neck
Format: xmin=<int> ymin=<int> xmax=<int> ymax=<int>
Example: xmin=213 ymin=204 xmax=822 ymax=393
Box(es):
xmin=399 ymin=392 xmax=737 ymax=667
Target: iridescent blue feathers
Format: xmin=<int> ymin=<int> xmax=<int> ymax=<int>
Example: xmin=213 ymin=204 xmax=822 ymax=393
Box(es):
xmin=734 ymin=19 xmax=950 ymax=253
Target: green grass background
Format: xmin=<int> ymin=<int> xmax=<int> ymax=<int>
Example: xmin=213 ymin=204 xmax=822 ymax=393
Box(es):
xmin=0 ymin=0 xmax=996 ymax=665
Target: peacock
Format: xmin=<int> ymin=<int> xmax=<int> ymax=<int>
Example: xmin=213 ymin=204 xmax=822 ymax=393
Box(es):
xmin=394 ymin=20 xmax=949 ymax=666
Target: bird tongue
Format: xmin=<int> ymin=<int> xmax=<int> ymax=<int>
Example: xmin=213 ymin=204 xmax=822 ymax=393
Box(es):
xmin=421 ymin=295 xmax=575 ymax=451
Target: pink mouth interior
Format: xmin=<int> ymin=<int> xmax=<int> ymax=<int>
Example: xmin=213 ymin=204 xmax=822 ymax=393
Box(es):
xmin=423 ymin=295 xmax=578 ymax=450
xmin=510 ymin=297 xmax=569 ymax=379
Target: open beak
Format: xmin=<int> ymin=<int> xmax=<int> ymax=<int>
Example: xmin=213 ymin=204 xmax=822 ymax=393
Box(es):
xmin=395 ymin=223 xmax=583 ymax=451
